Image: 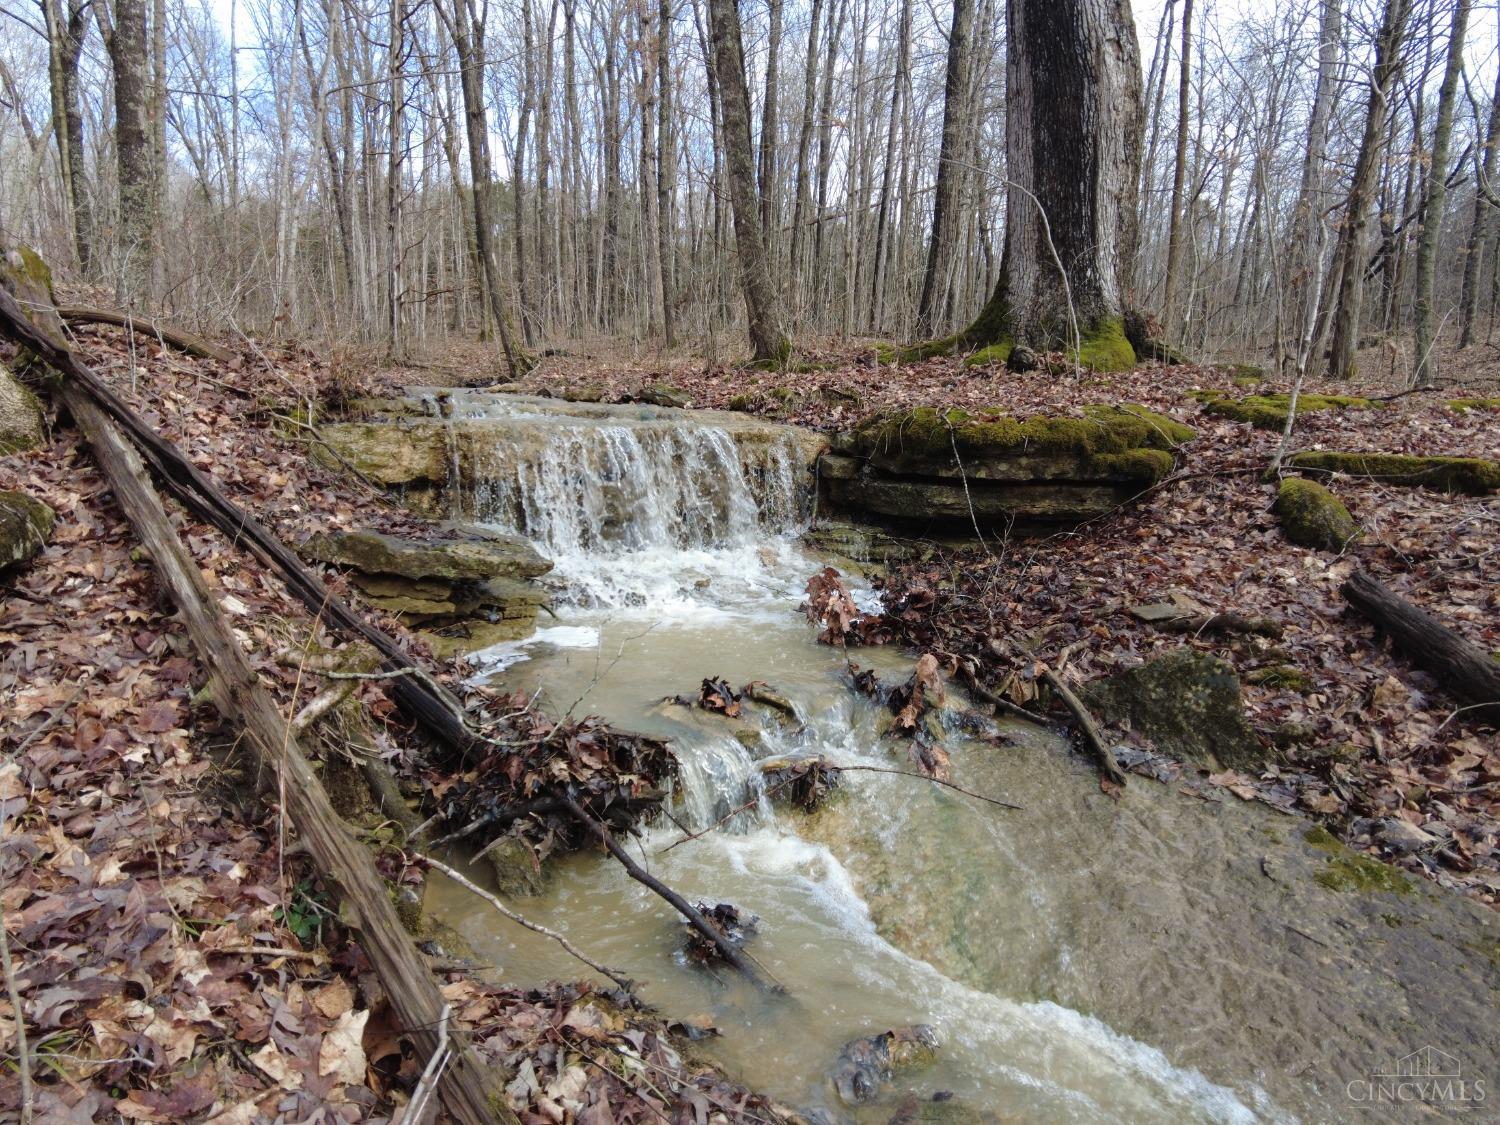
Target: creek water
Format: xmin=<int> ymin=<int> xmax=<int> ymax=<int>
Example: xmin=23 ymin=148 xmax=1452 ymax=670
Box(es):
xmin=420 ymin=395 xmax=1284 ymax=1121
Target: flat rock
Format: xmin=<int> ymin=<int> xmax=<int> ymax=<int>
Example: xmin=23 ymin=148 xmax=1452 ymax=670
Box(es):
xmin=312 ymin=421 xmax=449 ymax=486
xmin=1079 ymin=647 xmax=1266 ymax=770
xmin=302 ymin=527 xmax=552 ymax=581
xmin=0 ymin=490 xmax=54 ymax=569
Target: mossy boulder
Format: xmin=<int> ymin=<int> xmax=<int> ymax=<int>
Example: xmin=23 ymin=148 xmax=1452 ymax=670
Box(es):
xmin=1286 ymin=451 xmax=1500 ymax=495
xmin=312 ymin=421 xmax=449 ymax=486
xmin=1198 ymin=392 xmax=1380 ymax=430
xmin=1274 ymin=478 xmax=1360 ymax=551
xmin=301 ymin=527 xmax=551 ymax=581
xmin=0 ymin=490 xmax=54 ymax=569
xmin=1079 ymin=647 xmax=1267 ymax=770
xmin=1447 ymin=397 xmax=1500 ymax=412
xmin=0 ymin=362 xmax=44 ymax=454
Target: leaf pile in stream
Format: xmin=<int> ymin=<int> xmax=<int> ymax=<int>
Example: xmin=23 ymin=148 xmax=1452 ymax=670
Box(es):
xmin=0 ymin=320 xmax=785 ymax=1120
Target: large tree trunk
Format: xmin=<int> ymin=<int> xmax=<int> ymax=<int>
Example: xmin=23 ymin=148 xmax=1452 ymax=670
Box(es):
xmin=916 ymin=0 xmax=974 ymax=338
xmin=109 ymin=0 xmax=157 ymax=302
xmin=1411 ymin=0 xmax=1469 ymax=386
xmin=1159 ymin=0 xmax=1193 ymax=333
xmin=706 ymin=0 xmax=791 ymax=365
xmin=1458 ymin=55 xmax=1500 ymax=349
xmin=1324 ymin=0 xmax=1412 ymax=381
xmin=955 ymin=0 xmax=1142 ymax=370
xmin=44 ymin=0 xmax=92 ymax=269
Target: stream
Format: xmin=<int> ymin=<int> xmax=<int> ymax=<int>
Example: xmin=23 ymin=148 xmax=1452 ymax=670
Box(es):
xmin=417 ymin=393 xmax=1498 ymax=1123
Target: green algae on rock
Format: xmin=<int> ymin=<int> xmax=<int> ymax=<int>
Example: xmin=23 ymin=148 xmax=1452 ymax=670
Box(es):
xmin=1286 ymin=451 xmax=1500 ymax=495
xmin=1305 ymin=826 xmax=1413 ymax=896
xmin=1273 ymin=478 xmax=1360 ymax=551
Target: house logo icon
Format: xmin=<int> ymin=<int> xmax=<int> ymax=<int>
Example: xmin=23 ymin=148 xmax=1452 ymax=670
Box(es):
xmin=1349 ymin=1046 xmax=1486 ymax=1109
xmin=1375 ymin=1047 xmax=1462 ymax=1079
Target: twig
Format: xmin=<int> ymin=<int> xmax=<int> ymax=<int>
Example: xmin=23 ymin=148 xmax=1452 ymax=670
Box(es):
xmin=398 ymin=1003 xmax=450 ymax=1125
xmin=955 ymin=663 xmax=1054 ymax=727
xmin=0 ymin=899 xmax=33 ymax=1123
xmin=656 ymin=774 xmax=796 ymax=856
xmin=9 ymin=679 xmax=89 ymax=757
xmin=1040 ymin=666 xmax=1127 ymax=792
xmin=561 ymin=796 xmax=783 ymax=992
xmin=420 ymin=854 xmax=635 ymax=990
xmin=832 ymin=766 xmax=1023 ymax=809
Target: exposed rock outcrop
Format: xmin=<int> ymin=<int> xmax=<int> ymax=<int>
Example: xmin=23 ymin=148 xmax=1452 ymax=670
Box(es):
xmin=820 ymin=404 xmax=1193 ymax=527
xmin=1079 ymin=647 xmax=1266 ymax=770
xmin=1286 ymin=451 xmax=1500 ymax=495
xmin=301 ymin=526 xmax=552 ymax=658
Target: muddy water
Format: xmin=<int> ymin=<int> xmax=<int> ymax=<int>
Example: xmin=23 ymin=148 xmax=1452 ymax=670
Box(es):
xmin=420 ymin=395 xmax=1499 ymax=1123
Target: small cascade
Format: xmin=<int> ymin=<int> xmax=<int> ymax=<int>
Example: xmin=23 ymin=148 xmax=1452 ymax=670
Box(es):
xmin=465 ymin=423 xmax=804 ymax=555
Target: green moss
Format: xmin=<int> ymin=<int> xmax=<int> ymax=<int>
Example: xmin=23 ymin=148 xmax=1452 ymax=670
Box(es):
xmin=962 ymin=341 xmax=1013 ymax=367
xmin=1274 ymin=478 xmax=1360 ymax=551
xmin=1094 ymin=448 xmax=1175 ymax=484
xmin=1226 ymin=363 xmax=1267 ymax=385
xmin=1286 ymin=451 xmax=1500 ymax=495
xmin=1075 ymin=317 xmax=1137 ymax=372
xmin=726 ymin=393 xmax=755 ymax=412
xmin=898 ymin=333 xmax=965 ymax=363
xmin=1246 ymin=664 xmax=1312 ymax=692
xmin=1204 ymin=393 xmax=1380 ymax=430
xmin=851 ymin=403 xmax=1194 ymax=462
xmin=1303 ymin=826 xmax=1413 ymax=895
xmin=1447 ymin=398 xmax=1500 ymax=412
xmin=869 ymin=342 xmax=899 ymax=365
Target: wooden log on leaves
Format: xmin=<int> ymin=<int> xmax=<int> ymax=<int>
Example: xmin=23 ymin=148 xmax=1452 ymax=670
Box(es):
xmin=50 ymin=380 xmax=514 ymax=1125
xmin=1341 ymin=569 xmax=1500 ymax=723
xmin=0 ymin=284 xmax=479 ymax=760
xmin=58 ymin=304 xmax=235 ymax=362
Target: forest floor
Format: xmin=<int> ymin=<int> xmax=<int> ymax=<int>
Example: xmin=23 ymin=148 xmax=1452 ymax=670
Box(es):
xmin=3 ymin=316 xmax=1498 ymax=1120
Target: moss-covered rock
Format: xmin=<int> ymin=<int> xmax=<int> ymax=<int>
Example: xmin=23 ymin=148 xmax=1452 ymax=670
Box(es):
xmin=1447 ymin=397 xmax=1500 ymax=412
xmin=1286 ymin=451 xmax=1500 ymax=495
xmin=635 ymin=383 xmax=690 ymax=408
xmin=0 ymin=490 xmax=54 ymax=569
xmin=1079 ymin=647 xmax=1267 ymax=770
xmin=1274 ymin=478 xmax=1360 ymax=551
xmin=825 ymin=404 xmax=1192 ymax=527
xmin=1246 ymin=664 xmax=1312 ymax=693
xmin=1199 ymin=391 xmax=1381 ymax=430
xmin=0 ymin=361 xmax=44 ymax=454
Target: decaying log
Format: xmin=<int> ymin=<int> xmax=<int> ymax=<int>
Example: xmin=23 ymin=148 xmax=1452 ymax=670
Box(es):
xmin=50 ymin=379 xmax=513 ymax=1125
xmin=58 ymin=304 xmax=235 ymax=363
xmin=1041 ymin=667 xmax=1128 ymax=791
xmin=1341 ymin=569 xmax=1500 ymax=723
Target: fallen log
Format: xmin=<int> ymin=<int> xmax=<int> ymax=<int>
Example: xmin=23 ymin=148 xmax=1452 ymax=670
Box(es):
xmin=1041 ymin=667 xmax=1128 ymax=792
xmin=58 ymin=304 xmax=235 ymax=362
xmin=49 ymin=379 xmax=513 ymax=1125
xmin=0 ymin=279 xmax=772 ymax=991
xmin=0 ymin=283 xmax=479 ymax=760
xmin=1341 ymin=570 xmax=1500 ymax=723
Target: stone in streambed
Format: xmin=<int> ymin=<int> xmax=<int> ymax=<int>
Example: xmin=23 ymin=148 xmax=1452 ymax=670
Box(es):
xmin=1079 ymin=647 xmax=1266 ymax=770
xmin=831 ymin=1025 xmax=941 ymax=1104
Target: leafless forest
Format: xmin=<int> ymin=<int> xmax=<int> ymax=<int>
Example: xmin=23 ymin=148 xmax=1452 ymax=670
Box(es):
xmin=1 ymin=0 xmax=1497 ymax=382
